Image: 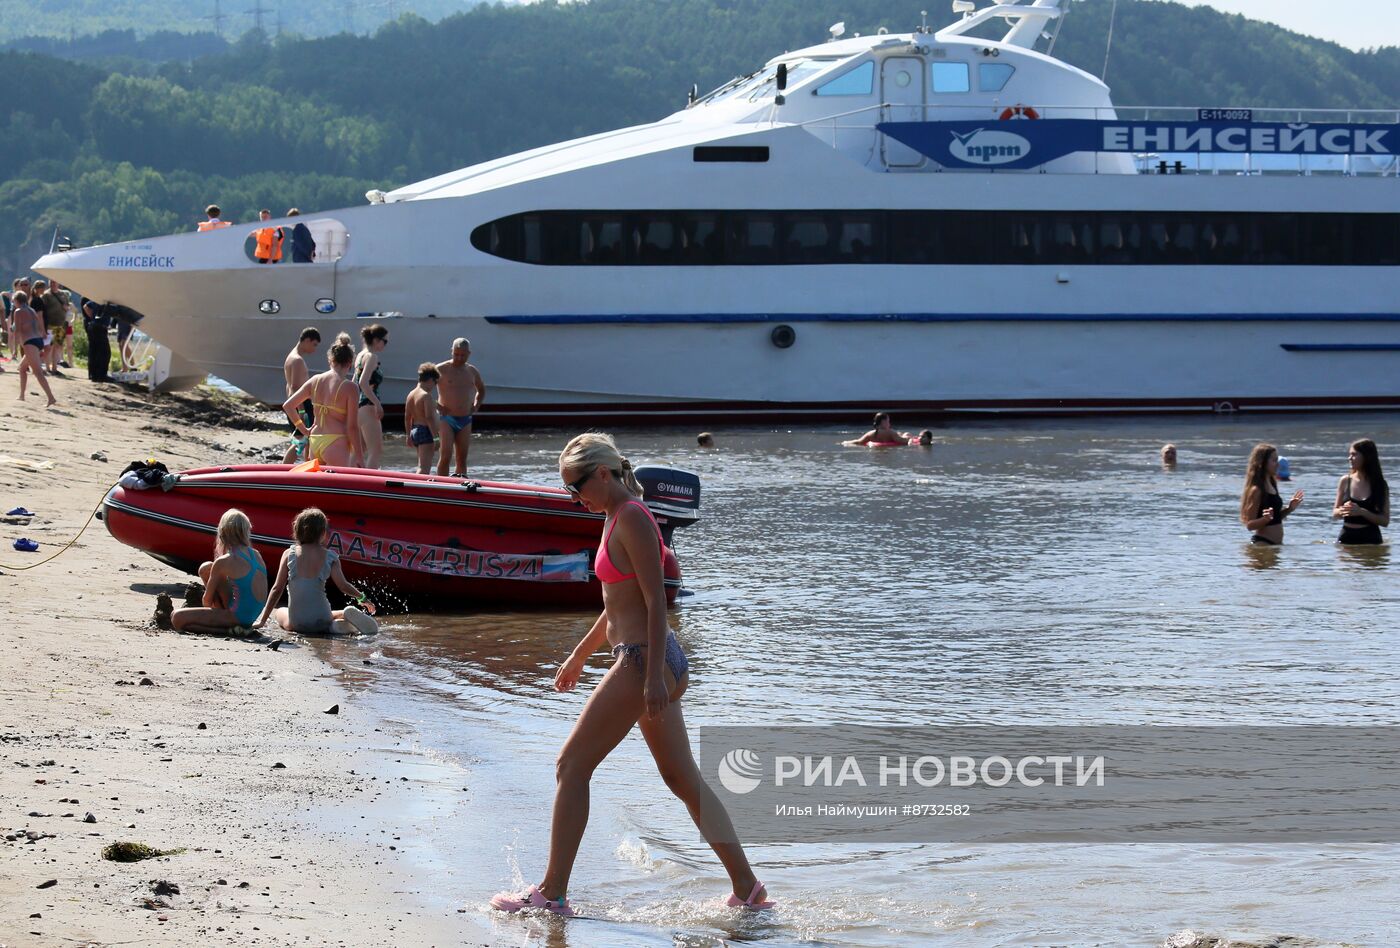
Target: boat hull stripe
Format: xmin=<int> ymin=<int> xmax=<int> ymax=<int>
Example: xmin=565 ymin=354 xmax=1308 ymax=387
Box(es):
xmin=486 ymin=312 xmax=1400 ymax=326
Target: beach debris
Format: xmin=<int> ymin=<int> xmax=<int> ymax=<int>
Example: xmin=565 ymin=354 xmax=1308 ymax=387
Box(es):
xmin=115 ymin=680 xmax=135 ymax=686
xmin=29 ymin=912 xmax=40 ymax=918
xmin=267 ymin=639 xmax=283 ymax=651
xmin=363 ymin=659 xmax=374 ymax=665
xmin=271 ymin=762 xmax=287 ymax=770
xmin=139 ymin=678 xmax=155 ymax=687
xmin=151 ymin=879 xmax=181 ymax=896
xmin=183 ymin=583 xmax=203 ymax=606
xmin=27 ymin=811 xmax=50 ymax=817
xmin=90 ymin=451 xmax=108 ymax=462
xmin=323 ymin=704 xmax=340 ymax=715
xmin=141 ymin=896 xmax=169 ymax=910
xmin=0 ymin=456 xmax=55 ymax=472
xmin=83 ymin=813 xmax=97 ymax=824
xmin=6 ymin=506 xmax=35 ymax=517
xmin=12 ymin=538 xmax=39 ymax=552
xmin=37 ymin=879 xmax=57 ymax=889
xmin=102 ymin=841 xmax=185 ymax=862
xmin=197 ymin=723 xmax=207 ymax=730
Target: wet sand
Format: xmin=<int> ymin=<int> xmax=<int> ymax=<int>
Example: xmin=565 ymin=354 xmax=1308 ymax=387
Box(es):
xmin=0 ymin=376 xmax=481 ymax=945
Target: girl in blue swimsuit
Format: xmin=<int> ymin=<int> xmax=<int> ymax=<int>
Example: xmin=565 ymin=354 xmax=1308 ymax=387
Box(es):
xmin=171 ymin=509 xmax=269 ymax=635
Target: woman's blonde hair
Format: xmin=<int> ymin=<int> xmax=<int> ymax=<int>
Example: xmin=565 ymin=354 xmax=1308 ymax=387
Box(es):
xmin=293 ymin=507 xmax=328 ymax=545
xmin=559 ymin=432 xmax=642 ymax=496
xmin=216 ymin=508 xmax=252 ymax=553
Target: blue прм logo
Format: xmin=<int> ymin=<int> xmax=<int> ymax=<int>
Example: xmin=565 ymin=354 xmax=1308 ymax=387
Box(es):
xmin=949 ymin=129 xmax=1031 ymax=166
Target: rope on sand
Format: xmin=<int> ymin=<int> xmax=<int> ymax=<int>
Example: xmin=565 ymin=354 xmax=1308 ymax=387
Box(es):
xmin=1 ymin=483 xmax=114 ymax=571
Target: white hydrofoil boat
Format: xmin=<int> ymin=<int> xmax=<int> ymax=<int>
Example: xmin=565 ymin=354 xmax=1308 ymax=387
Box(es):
xmin=35 ymin=0 xmax=1400 ymax=421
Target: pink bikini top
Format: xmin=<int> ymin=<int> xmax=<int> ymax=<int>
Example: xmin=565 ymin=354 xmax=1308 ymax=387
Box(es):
xmin=596 ymin=500 xmax=664 ymax=585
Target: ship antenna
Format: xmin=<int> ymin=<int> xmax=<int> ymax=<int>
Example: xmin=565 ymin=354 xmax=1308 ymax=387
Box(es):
xmin=920 ymin=9 xmax=928 ymax=33
xmin=1101 ymin=0 xmax=1120 ymax=80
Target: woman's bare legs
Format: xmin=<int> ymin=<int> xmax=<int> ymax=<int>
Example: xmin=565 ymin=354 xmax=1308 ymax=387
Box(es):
xmin=18 ymin=344 xmax=56 ymax=405
xmin=358 ymin=405 xmax=383 ymax=469
xmin=536 ymin=662 xmax=647 ymax=902
xmin=171 ymin=605 xmax=240 ymax=634
xmin=638 ymin=682 xmax=765 ymax=904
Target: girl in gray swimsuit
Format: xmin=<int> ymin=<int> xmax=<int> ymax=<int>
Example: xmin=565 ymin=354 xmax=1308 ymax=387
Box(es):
xmin=254 ymin=508 xmax=377 ymax=635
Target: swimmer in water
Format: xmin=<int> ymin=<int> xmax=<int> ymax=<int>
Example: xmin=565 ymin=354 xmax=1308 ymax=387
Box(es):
xmin=1161 ymin=443 xmax=1178 ymax=468
xmin=844 ymin=412 xmax=915 ymax=446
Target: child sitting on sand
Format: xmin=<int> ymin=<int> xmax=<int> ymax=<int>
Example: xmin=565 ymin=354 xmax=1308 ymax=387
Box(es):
xmin=254 ymin=507 xmax=378 ymax=635
xmin=169 ymin=509 xmax=269 ymax=635
xmin=403 ymin=362 xmax=441 ymax=475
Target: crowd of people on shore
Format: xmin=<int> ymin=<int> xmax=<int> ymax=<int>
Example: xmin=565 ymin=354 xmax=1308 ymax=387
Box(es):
xmin=278 ymin=325 xmax=486 ymax=475
xmin=2 ymin=274 xmax=141 ymax=405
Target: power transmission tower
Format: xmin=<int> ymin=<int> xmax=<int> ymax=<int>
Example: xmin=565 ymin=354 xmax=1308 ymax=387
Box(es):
xmin=203 ymin=0 xmax=227 ymax=38
xmin=247 ymin=0 xmax=271 ymax=34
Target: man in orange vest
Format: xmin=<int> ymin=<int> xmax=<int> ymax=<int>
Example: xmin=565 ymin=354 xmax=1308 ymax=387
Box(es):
xmin=252 ymin=209 xmax=284 ymax=264
xmin=196 ymin=204 xmax=232 ymax=232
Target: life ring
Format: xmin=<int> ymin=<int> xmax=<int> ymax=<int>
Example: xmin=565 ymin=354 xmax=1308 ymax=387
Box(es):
xmin=999 ymin=104 xmax=1040 ymax=121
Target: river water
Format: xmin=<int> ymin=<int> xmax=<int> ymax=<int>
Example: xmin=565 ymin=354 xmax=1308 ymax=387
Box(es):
xmin=301 ymin=414 xmax=1400 ymax=947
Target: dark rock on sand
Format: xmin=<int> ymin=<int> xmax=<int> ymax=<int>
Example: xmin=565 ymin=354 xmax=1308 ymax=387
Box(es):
xmin=83 ymin=812 xmax=96 ymax=823
xmin=139 ymin=678 xmax=155 ymax=687
xmin=37 ymin=879 xmax=57 ymax=889
xmin=153 ymin=594 xmax=174 ymax=630
xmin=151 ymin=879 xmax=181 ymax=896
xmin=271 ymin=762 xmax=287 ymax=769
xmin=324 ymin=704 xmax=339 ymax=715
xmin=197 ymin=723 xmax=207 ymax=730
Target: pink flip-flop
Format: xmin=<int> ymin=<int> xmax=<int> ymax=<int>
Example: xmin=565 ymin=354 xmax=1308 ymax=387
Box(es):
xmin=725 ymin=880 xmax=775 ymax=910
xmin=489 ymin=883 xmax=575 ymax=917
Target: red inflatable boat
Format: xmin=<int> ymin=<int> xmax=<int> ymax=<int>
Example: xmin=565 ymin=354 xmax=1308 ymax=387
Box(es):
xmin=101 ymin=463 xmax=700 ymax=608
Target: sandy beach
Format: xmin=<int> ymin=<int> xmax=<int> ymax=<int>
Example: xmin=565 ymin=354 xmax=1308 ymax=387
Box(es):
xmin=0 ymin=374 xmax=481 ymax=946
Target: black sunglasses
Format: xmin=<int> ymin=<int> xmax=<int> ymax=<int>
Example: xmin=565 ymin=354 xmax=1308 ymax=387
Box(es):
xmin=564 ymin=466 xmax=597 ymax=495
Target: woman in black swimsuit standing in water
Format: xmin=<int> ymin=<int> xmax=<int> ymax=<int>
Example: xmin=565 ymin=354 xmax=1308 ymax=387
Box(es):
xmin=1240 ymin=442 xmax=1303 ymax=545
xmin=1332 ymin=439 xmax=1389 ymax=545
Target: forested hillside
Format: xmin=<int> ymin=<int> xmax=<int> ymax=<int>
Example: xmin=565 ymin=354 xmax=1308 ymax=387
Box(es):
xmin=3 ymin=0 xmax=1398 ymax=273
xmin=0 ymin=0 xmax=492 ymax=45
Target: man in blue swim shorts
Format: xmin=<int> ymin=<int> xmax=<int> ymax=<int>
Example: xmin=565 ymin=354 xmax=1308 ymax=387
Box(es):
xmin=435 ymin=337 xmax=485 ymax=477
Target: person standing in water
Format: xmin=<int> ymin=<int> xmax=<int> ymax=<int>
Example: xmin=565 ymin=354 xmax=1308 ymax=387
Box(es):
xmin=403 ymin=362 xmax=440 ymax=475
xmin=490 ymin=433 xmax=773 ymax=917
xmin=436 ymin=337 xmax=485 ymax=477
xmin=353 ymin=324 xmax=389 ymax=469
xmin=1160 ymin=443 xmax=1178 ymax=468
xmin=281 ymin=327 xmax=321 ymax=462
xmin=1332 ymin=439 xmax=1389 ymax=545
xmin=1240 ymin=442 xmax=1303 ymax=545
xmin=283 ymin=338 xmax=361 ymax=466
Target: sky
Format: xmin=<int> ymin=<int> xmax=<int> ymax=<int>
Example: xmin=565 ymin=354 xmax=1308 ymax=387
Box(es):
xmin=1174 ymin=1 xmax=1400 ymax=51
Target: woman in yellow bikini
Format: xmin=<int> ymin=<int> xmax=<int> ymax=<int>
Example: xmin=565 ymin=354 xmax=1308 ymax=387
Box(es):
xmin=282 ymin=337 xmax=362 ymax=466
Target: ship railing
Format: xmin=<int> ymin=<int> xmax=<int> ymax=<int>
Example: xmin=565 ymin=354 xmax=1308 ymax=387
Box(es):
xmin=792 ymin=103 xmax=1400 ymax=177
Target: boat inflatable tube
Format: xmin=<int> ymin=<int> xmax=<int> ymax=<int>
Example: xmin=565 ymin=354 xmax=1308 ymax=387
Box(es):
xmin=102 ymin=463 xmax=700 ymax=608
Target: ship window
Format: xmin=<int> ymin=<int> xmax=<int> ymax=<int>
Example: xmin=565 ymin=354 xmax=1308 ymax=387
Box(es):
xmin=815 ymin=61 xmax=874 ymax=96
xmin=678 ymin=212 xmax=724 ymax=264
xmin=782 ymin=214 xmax=831 ymax=264
xmin=469 ymin=211 xmax=1400 ymax=267
xmin=242 ymin=217 xmax=347 ymax=264
xmin=932 ymin=62 xmax=970 ymax=93
xmin=978 ymin=63 xmax=1015 ymax=92
xmin=728 ymin=214 xmax=779 ymax=264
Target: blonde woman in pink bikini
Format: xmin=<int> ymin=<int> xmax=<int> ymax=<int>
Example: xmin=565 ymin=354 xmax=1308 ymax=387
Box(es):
xmin=490 ymin=432 xmax=772 ymax=917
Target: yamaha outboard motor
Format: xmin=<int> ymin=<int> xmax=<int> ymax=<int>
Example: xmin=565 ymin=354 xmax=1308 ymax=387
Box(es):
xmin=634 ymin=465 xmax=700 ymax=545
